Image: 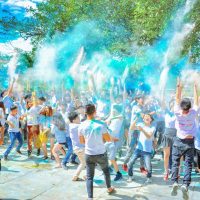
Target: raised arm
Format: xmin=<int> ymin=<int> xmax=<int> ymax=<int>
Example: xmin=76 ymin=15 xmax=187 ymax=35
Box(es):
xmin=194 ymin=81 xmax=198 ymax=107
xmin=176 ymin=77 xmax=182 ymax=105
xmin=7 ymin=78 xmax=15 ymax=97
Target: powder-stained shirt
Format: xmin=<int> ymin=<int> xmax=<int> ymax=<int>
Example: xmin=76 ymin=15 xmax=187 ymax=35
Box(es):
xmin=174 ymin=103 xmax=199 ymax=139
xmin=79 ymin=119 xmax=107 ymax=155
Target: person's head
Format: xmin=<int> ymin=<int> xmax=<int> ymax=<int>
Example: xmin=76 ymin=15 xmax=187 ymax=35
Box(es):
xmin=76 ymin=105 xmax=85 ymax=115
xmin=135 ymin=95 xmax=144 ymax=106
xmin=180 ymin=98 xmax=191 ymax=114
xmin=27 ymin=100 xmax=33 ymax=109
xmin=1 ymin=90 xmax=7 ymax=98
xmin=40 ymin=106 xmax=53 ymax=117
xmin=10 ymin=105 xmax=18 ymax=116
xmin=68 ymin=111 xmax=80 ymax=124
xmin=85 ymin=104 xmax=96 ymax=118
xmin=38 ymin=97 xmax=46 ymax=105
xmin=24 ymin=94 xmax=32 ymax=102
xmin=143 ymin=113 xmax=154 ymax=125
xmin=52 ymin=112 xmax=66 ymax=130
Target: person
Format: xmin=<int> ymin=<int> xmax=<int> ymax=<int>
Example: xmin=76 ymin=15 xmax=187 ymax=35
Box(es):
xmin=127 ymin=113 xmax=155 ymax=184
xmin=194 ymin=120 xmax=200 ymax=173
xmin=79 ymin=104 xmax=116 ymax=200
xmin=26 ymin=92 xmax=42 ymax=157
xmin=3 ymin=105 xmax=23 ymax=160
xmin=1 ymin=78 xmax=15 ymax=116
xmin=122 ymin=95 xmax=146 ymax=172
xmin=105 ymin=104 xmax=124 ymax=181
xmin=171 ymin=79 xmax=199 ymax=200
xmin=0 ymin=102 xmax=6 ymax=145
xmin=68 ymin=111 xmax=86 ymax=181
xmin=51 ymin=112 xmax=67 ymax=168
xmin=39 ymin=106 xmax=53 ymax=160
xmin=161 ymin=99 xmax=177 ymax=181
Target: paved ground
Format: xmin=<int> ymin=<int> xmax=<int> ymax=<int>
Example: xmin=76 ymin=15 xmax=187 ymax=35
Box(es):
xmin=0 ymin=143 xmax=200 ymax=200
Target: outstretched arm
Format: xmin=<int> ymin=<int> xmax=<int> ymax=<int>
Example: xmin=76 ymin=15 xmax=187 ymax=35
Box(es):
xmin=7 ymin=78 xmax=15 ymax=97
xmin=175 ymin=77 xmax=182 ymax=105
xmin=194 ymin=82 xmax=198 ymax=107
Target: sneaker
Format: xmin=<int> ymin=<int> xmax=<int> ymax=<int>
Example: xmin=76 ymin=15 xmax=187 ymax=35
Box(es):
xmin=42 ymin=156 xmax=48 ymax=160
xmin=61 ymin=163 xmax=68 ymax=170
xmin=122 ymin=164 xmax=128 ymax=172
xmin=70 ymin=161 xmax=79 ymax=165
xmin=37 ymin=149 xmax=41 ymax=156
xmin=181 ymin=185 xmax=189 ymax=200
xmin=127 ymin=176 xmax=134 ymax=183
xmin=145 ymin=178 xmax=152 ymax=184
xmin=27 ymin=150 xmax=32 ymax=157
xmin=163 ymin=173 xmax=169 ymax=181
xmin=140 ymin=167 xmax=148 ymax=175
xmin=3 ymin=155 xmax=8 ymax=161
xmin=171 ymin=182 xmax=179 ymax=196
xmin=16 ymin=150 xmax=22 ymax=155
xmin=51 ymin=155 xmax=55 ymax=160
xmin=114 ymin=172 xmax=122 ymax=181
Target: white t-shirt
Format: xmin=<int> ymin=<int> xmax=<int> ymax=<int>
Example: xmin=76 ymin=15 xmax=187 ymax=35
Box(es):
xmin=165 ymin=111 xmax=176 ymax=129
xmin=136 ymin=123 xmax=155 ymax=153
xmin=108 ymin=118 xmax=124 ymax=139
xmin=69 ymin=123 xmax=84 ymax=150
xmin=7 ymin=114 xmax=20 ymax=132
xmin=27 ymin=106 xmax=41 ymax=126
xmin=79 ymin=119 xmax=107 ymax=155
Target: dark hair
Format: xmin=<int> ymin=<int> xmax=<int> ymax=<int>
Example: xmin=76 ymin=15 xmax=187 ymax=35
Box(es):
xmin=85 ymin=104 xmax=96 ymax=115
xmin=135 ymin=94 xmax=143 ymax=101
xmin=0 ymin=101 xmax=5 ymax=114
xmin=10 ymin=105 xmax=18 ymax=111
xmin=24 ymin=94 xmax=32 ymax=100
xmin=0 ymin=90 xmax=7 ymax=98
xmin=68 ymin=111 xmax=79 ymax=123
xmin=180 ymin=98 xmax=191 ymax=111
xmin=143 ymin=113 xmax=154 ymax=122
xmin=39 ymin=97 xmax=46 ymax=102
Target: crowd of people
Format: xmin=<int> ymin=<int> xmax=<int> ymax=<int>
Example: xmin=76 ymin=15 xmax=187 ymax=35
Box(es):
xmin=0 ymin=77 xmax=200 ymax=200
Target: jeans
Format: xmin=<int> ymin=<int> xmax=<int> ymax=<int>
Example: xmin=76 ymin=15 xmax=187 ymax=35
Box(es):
xmin=171 ymin=137 xmax=194 ymax=186
xmin=85 ymin=153 xmax=111 ymax=198
xmin=62 ymin=137 xmax=73 ymax=165
xmin=4 ymin=132 xmax=23 ymax=156
xmin=128 ymin=149 xmax=152 ymax=178
xmin=124 ymin=130 xmax=139 ymax=164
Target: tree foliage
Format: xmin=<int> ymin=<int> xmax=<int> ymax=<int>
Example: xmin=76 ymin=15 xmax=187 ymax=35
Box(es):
xmin=0 ymin=0 xmax=199 ymax=67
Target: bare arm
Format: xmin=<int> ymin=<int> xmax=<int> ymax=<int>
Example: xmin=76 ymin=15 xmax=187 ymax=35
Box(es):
xmin=176 ymin=78 xmax=182 ymax=104
xmin=6 ymin=120 xmax=14 ymax=128
xmin=79 ymin=135 xmax=85 ymax=144
xmin=138 ymin=126 xmax=153 ymax=139
xmin=7 ymin=78 xmax=15 ymax=97
xmin=194 ymin=82 xmax=198 ymax=107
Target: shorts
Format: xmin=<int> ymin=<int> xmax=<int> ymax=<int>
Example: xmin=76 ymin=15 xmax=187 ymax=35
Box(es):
xmin=39 ymin=129 xmax=50 ymax=143
xmin=105 ymin=141 xmax=122 ymax=160
xmin=161 ymin=128 xmax=177 ymax=148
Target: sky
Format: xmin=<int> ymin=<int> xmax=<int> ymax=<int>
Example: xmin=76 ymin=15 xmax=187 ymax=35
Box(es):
xmin=0 ymin=0 xmax=44 ymax=54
